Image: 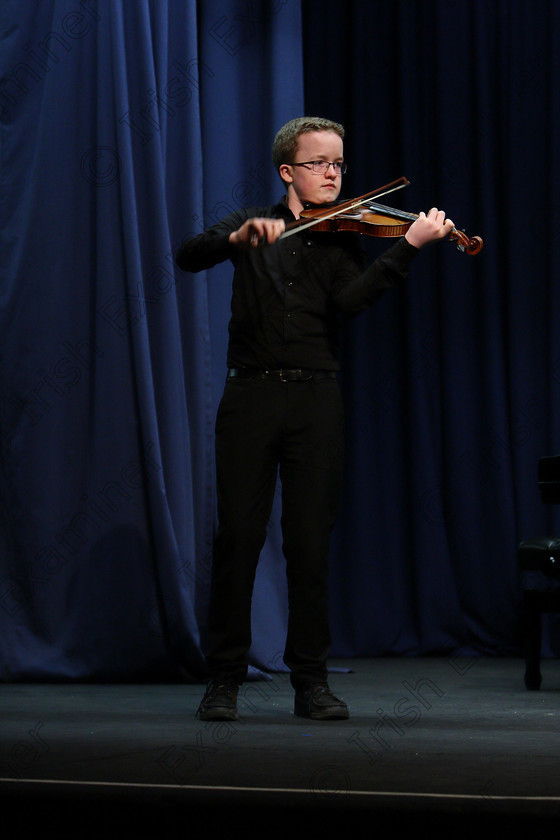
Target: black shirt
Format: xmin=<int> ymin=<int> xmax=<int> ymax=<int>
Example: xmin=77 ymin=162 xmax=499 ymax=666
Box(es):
xmin=175 ymin=197 xmax=418 ymax=371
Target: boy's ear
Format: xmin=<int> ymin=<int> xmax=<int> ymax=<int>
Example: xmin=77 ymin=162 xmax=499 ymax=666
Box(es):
xmin=278 ymin=164 xmax=293 ymax=185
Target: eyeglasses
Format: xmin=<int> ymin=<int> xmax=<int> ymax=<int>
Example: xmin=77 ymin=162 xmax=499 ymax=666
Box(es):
xmin=290 ymin=160 xmax=347 ymax=175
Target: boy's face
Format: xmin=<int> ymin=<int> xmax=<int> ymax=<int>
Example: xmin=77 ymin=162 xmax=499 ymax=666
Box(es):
xmin=281 ymin=130 xmax=344 ymax=206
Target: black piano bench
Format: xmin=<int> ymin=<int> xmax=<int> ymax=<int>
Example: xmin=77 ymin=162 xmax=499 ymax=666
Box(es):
xmin=518 ymin=537 xmax=560 ymax=689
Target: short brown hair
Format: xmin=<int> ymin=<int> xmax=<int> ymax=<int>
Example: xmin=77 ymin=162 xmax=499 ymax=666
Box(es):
xmin=272 ymin=117 xmax=345 ymax=170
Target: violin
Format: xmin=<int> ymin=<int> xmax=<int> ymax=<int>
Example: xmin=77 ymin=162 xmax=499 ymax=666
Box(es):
xmin=279 ymin=176 xmax=483 ymax=256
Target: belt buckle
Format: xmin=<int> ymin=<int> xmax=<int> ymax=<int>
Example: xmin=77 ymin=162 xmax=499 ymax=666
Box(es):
xmin=264 ymin=368 xmax=306 ymax=381
xmin=269 ymin=369 xmax=295 ymax=381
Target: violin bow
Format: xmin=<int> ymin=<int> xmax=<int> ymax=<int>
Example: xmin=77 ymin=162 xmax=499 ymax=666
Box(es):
xmin=278 ymin=176 xmax=411 ymax=240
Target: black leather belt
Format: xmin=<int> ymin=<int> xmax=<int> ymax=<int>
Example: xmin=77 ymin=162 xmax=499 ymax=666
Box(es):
xmin=227 ymin=368 xmax=336 ymax=382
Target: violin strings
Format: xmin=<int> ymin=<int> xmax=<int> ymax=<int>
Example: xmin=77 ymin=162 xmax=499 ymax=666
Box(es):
xmin=278 ymin=182 xmax=409 ymax=240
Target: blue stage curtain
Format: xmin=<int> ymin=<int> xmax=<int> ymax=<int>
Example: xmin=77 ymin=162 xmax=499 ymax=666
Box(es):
xmin=302 ymin=0 xmax=560 ymax=657
xmin=0 ymin=0 xmax=303 ymax=681
xmin=3 ymin=0 xmax=560 ymax=683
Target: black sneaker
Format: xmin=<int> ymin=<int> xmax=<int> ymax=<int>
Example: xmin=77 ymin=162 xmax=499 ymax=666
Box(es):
xmin=294 ymin=684 xmax=349 ymax=720
xmin=197 ymin=678 xmax=239 ymax=721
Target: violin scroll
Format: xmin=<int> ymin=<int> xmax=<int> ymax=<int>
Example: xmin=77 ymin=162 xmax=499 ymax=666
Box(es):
xmin=449 ymin=228 xmax=484 ymax=256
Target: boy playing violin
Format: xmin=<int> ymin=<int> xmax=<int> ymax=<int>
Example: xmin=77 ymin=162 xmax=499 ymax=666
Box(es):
xmin=175 ymin=116 xmax=453 ymax=721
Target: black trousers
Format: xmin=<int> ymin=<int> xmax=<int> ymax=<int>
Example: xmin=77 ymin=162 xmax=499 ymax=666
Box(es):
xmin=204 ymin=373 xmax=345 ymax=690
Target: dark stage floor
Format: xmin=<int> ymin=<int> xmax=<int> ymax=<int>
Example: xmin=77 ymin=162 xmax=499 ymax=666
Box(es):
xmin=2 ymin=656 xmax=560 ymax=836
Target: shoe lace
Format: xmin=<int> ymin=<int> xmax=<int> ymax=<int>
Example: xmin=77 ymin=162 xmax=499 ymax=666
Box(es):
xmin=209 ymin=680 xmax=237 ymax=699
xmin=310 ymin=684 xmax=334 ymax=698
